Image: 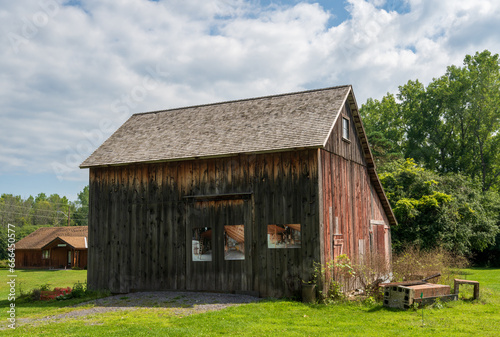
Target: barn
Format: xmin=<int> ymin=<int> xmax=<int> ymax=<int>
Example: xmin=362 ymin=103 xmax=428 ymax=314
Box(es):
xmin=80 ymin=85 xmax=397 ymax=297
xmin=15 ymin=226 xmax=88 ymax=269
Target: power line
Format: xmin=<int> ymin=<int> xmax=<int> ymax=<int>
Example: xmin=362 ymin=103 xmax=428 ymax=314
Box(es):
xmin=0 ymin=210 xmax=88 ymax=222
xmin=0 ymin=204 xmax=88 ymax=212
xmin=0 ymin=207 xmax=89 ymax=218
xmin=0 ymin=201 xmax=89 ymax=208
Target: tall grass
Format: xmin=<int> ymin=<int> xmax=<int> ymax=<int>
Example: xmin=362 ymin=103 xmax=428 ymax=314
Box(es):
xmin=391 ymin=246 xmax=470 ymax=287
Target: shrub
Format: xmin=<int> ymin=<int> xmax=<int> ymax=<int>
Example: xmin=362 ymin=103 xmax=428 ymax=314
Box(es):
xmin=39 ymin=283 xmax=52 ymax=291
xmin=30 ymin=289 xmax=41 ymax=301
xmin=392 ymin=246 xmax=469 ymax=287
xmin=71 ymin=281 xmax=87 ymax=298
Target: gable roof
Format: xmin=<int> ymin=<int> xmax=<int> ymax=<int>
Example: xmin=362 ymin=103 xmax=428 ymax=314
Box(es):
xmin=79 ymin=85 xmax=397 ymax=226
xmin=80 ymin=85 xmax=351 ymax=168
xmin=42 ymin=236 xmax=88 ymax=250
xmin=15 ymin=226 xmax=88 ymax=250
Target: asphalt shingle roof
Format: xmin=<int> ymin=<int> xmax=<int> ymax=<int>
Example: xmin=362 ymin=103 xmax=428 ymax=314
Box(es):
xmin=15 ymin=226 xmax=88 ymax=250
xmin=80 ymin=85 xmax=351 ymax=168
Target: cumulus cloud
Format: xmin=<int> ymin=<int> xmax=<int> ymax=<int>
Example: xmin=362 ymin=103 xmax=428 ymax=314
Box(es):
xmin=1 ymin=0 xmax=499 ymax=189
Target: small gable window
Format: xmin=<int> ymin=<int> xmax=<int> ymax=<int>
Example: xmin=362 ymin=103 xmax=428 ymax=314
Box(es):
xmin=42 ymin=250 xmax=50 ymax=259
xmin=342 ymin=117 xmax=350 ymax=141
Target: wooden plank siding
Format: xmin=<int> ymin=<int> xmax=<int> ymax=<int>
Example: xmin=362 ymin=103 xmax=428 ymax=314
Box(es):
xmin=15 ymin=249 xmax=87 ymax=269
xmin=88 ymin=149 xmax=320 ymax=297
xmin=320 ymin=102 xmax=391 ymax=276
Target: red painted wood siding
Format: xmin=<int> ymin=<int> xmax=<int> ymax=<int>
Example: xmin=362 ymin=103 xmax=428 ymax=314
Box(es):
xmin=320 ymin=102 xmax=390 ymax=268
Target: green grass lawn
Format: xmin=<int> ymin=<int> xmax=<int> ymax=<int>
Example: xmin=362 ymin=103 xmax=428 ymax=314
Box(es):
xmin=0 ymin=269 xmax=88 ymax=299
xmin=1 ymin=268 xmax=499 ymax=336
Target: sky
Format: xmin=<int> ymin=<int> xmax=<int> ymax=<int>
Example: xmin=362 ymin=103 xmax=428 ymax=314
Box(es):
xmin=1 ymin=0 xmax=500 ymax=202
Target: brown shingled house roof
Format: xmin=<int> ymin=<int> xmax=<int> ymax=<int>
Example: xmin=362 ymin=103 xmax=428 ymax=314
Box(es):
xmin=15 ymin=226 xmax=88 ymax=250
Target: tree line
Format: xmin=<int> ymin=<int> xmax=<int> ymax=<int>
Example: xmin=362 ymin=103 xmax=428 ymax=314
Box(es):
xmin=360 ymin=50 xmax=500 ymax=265
xmin=0 ymin=186 xmax=89 ymax=259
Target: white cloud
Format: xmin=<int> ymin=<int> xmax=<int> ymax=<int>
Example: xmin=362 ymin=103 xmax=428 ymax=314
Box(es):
xmin=1 ymin=0 xmax=499 ymax=189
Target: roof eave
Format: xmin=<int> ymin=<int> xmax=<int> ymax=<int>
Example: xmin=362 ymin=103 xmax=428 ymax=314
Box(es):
xmin=80 ymin=145 xmax=323 ymax=169
xmin=346 ymin=89 xmax=398 ymax=227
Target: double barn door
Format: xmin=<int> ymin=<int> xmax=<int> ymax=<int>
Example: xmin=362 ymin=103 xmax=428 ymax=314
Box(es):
xmin=185 ymin=197 xmax=252 ymax=292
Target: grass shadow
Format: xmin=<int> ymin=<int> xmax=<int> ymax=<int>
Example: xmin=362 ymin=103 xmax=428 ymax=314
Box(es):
xmin=366 ymin=305 xmax=403 ymax=313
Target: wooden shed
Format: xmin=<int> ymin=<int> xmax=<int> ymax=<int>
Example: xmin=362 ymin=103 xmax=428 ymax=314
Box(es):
xmin=80 ymin=85 xmax=396 ymax=297
xmin=15 ymin=226 xmax=88 ymax=269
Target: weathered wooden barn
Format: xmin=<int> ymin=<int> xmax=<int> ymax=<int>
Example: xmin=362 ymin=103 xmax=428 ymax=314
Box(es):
xmin=80 ymin=85 xmax=396 ymax=297
xmin=15 ymin=226 xmax=88 ymax=269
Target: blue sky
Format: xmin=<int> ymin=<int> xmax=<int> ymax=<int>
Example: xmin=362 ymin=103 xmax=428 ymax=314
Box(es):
xmin=1 ymin=0 xmax=500 ymax=201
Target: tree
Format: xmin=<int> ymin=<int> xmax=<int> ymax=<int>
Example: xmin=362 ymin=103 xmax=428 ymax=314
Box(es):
xmin=73 ymin=186 xmax=89 ymax=226
xmin=360 ymin=50 xmax=500 ymax=192
xmin=380 ymin=159 xmax=499 ymax=256
xmin=463 ymin=51 xmax=500 ymax=191
xmin=359 ymin=94 xmax=404 ymax=167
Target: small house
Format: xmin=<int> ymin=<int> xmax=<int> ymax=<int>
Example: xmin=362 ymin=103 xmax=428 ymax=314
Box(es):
xmin=15 ymin=226 xmax=88 ymax=269
xmin=80 ymin=85 xmax=396 ymax=296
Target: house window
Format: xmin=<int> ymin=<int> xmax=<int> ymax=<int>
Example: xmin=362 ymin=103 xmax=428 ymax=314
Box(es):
xmin=224 ymin=225 xmax=245 ymax=260
xmin=42 ymin=250 xmax=50 ymax=259
xmin=342 ymin=117 xmax=350 ymax=141
xmin=192 ymin=227 xmax=212 ymax=261
xmin=267 ymin=224 xmax=301 ymax=248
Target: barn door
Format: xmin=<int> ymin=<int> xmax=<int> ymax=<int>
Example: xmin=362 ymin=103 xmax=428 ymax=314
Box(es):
xmin=370 ymin=220 xmax=390 ymax=272
xmin=185 ymin=197 xmax=251 ymax=292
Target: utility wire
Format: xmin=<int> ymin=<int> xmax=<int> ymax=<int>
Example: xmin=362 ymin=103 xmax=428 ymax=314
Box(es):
xmin=0 ymin=210 xmax=88 ymax=221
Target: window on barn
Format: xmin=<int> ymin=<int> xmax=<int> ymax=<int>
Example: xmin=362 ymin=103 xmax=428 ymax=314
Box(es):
xmin=224 ymin=225 xmax=245 ymax=260
xmin=42 ymin=250 xmax=50 ymax=259
xmin=342 ymin=117 xmax=350 ymax=141
xmin=192 ymin=227 xmax=212 ymax=261
xmin=267 ymin=224 xmax=301 ymax=248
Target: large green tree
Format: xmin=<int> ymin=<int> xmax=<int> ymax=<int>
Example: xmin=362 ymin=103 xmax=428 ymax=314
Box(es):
xmin=361 ymin=50 xmax=500 ymax=192
xmin=380 ymin=159 xmax=499 ymax=256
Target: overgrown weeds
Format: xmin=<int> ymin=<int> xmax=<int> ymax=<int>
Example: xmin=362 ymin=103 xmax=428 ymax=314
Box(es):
xmin=311 ymin=246 xmax=469 ymax=305
xmin=392 ymin=246 xmax=469 ymax=287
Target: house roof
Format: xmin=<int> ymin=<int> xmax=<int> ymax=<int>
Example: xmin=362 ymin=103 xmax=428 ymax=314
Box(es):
xmin=80 ymin=85 xmax=351 ymax=168
xmin=42 ymin=236 xmax=88 ymax=250
xmin=15 ymin=226 xmax=88 ymax=250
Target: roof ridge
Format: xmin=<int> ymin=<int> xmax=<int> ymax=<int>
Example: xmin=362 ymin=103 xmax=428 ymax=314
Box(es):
xmin=133 ymin=85 xmax=352 ymax=116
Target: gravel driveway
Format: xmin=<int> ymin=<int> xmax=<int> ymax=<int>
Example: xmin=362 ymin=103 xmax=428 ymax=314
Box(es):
xmin=9 ymin=291 xmax=261 ymax=328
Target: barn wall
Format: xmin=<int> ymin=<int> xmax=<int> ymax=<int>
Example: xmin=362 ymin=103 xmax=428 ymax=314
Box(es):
xmin=88 ymin=149 xmax=320 ymax=297
xmin=323 ymin=102 xmax=366 ymax=166
xmin=320 ymin=102 xmax=390 ymax=270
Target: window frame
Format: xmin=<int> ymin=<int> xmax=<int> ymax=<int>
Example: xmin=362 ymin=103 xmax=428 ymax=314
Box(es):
xmin=342 ymin=116 xmax=350 ymax=142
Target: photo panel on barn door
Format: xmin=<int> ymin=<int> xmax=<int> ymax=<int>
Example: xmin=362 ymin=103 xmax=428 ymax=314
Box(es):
xmin=188 ymin=200 xmax=213 ymax=262
xmin=224 ymin=224 xmax=245 ymax=260
xmin=267 ymin=224 xmax=301 ymax=248
xmin=222 ymin=199 xmax=246 ymax=260
xmin=192 ymin=227 xmax=212 ymax=261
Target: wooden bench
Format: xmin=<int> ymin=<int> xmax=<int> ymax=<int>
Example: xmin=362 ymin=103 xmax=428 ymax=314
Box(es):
xmin=454 ymin=279 xmax=479 ymax=299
